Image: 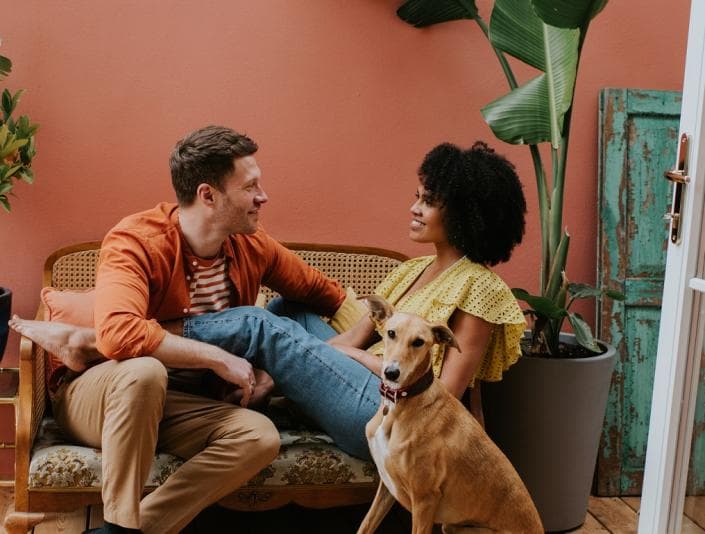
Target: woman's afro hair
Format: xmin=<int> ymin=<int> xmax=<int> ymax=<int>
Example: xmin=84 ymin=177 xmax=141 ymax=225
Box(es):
xmin=419 ymin=141 xmax=526 ymax=266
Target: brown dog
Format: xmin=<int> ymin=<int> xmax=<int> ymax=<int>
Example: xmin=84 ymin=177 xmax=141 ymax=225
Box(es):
xmin=357 ymin=296 xmax=542 ymax=534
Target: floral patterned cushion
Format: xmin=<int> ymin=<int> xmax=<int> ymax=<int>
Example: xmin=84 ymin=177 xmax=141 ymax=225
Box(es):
xmin=29 ymin=415 xmax=378 ymax=489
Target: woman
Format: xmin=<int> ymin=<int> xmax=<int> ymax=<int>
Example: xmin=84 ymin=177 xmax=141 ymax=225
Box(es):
xmin=278 ymin=141 xmax=526 ymax=410
xmin=11 ymin=141 xmax=526 ymax=460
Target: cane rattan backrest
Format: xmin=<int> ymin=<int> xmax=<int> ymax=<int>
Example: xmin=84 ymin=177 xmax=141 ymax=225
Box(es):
xmin=45 ymin=242 xmax=408 ymax=297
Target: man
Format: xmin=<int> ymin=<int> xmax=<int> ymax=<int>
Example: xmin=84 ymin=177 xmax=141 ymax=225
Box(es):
xmin=12 ymin=126 xmax=347 ymax=533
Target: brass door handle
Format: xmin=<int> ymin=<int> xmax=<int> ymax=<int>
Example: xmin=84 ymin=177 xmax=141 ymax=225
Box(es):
xmin=664 ymin=133 xmax=690 ymax=244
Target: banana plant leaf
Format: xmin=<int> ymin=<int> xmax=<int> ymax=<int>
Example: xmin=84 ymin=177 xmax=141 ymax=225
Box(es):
xmin=396 ymin=0 xmax=479 ymax=27
xmin=532 ymin=0 xmax=609 ymax=29
xmin=0 ymin=55 xmax=10 ymax=80
xmin=512 ymin=288 xmax=567 ymax=319
xmin=481 ymin=0 xmax=579 ymax=148
xmin=568 ymin=312 xmax=601 ymax=352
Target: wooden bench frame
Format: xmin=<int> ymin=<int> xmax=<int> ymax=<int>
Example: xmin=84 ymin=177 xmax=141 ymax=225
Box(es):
xmin=5 ymin=241 xmax=409 ymax=533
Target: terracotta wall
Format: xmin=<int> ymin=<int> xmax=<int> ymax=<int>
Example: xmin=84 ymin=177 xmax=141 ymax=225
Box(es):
xmin=0 ymin=0 xmax=690 ymax=454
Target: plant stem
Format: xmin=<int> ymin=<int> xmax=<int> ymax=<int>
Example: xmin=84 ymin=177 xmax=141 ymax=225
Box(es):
xmin=475 ymin=17 xmax=517 ymax=89
xmin=475 ymin=16 xmax=550 ymax=292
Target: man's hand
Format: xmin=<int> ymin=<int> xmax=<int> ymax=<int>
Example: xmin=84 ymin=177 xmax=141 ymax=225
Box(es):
xmin=219 ymin=369 xmax=275 ymax=410
xmin=211 ymin=354 xmax=256 ymax=407
xmin=151 ymin=332 xmax=257 ymax=407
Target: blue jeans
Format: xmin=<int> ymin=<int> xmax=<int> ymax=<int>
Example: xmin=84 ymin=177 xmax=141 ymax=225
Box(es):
xmin=183 ymin=302 xmax=379 ymax=459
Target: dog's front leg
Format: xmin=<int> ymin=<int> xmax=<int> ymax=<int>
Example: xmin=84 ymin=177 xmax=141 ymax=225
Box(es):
xmin=410 ymin=492 xmax=441 ymax=534
xmin=357 ymin=481 xmax=396 ymax=534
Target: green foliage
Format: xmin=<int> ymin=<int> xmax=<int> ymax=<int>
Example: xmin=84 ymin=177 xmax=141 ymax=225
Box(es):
xmin=0 ymin=45 xmax=38 ymax=213
xmin=397 ymin=0 xmax=624 ymax=356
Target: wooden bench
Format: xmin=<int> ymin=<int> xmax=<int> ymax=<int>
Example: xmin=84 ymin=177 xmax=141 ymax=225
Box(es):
xmin=5 ymin=241 xmax=408 ymax=533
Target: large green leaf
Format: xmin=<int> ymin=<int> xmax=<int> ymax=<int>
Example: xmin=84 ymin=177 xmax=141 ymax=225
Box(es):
xmin=606 ymin=289 xmax=625 ymax=301
xmin=568 ymin=282 xmax=602 ymax=299
xmin=532 ymin=0 xmax=608 ymax=29
xmin=397 ymin=0 xmax=479 ymax=27
xmin=0 ymin=54 xmax=10 ymax=80
xmin=512 ymin=288 xmax=567 ymax=319
xmin=482 ymin=0 xmax=579 ymax=147
xmin=567 ymin=312 xmax=601 ymax=352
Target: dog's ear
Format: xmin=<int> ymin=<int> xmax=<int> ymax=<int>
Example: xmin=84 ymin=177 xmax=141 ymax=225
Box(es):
xmin=431 ymin=324 xmax=460 ymax=351
xmin=363 ymin=295 xmax=394 ymax=327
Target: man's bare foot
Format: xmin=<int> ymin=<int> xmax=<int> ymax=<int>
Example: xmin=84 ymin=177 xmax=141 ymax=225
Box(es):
xmin=8 ymin=315 xmax=104 ymax=372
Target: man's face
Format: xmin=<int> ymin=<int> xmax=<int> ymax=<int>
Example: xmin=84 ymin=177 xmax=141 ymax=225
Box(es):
xmin=214 ymin=155 xmax=268 ymax=235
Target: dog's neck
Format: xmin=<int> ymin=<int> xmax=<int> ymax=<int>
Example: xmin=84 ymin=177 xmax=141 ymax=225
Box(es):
xmin=379 ymin=367 xmax=434 ymax=407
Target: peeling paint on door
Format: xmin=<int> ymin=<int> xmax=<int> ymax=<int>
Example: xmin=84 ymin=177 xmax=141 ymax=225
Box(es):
xmin=596 ymin=88 xmax=704 ymax=495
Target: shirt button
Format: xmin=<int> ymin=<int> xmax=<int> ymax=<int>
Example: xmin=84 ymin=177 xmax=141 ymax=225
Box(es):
xmin=183 ymin=308 xmax=189 ymax=314
xmin=192 ymin=260 xmax=198 ymax=266
xmin=186 ymin=275 xmax=191 ymax=281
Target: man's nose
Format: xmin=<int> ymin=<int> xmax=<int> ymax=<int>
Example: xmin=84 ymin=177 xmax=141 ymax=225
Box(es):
xmin=255 ymin=188 xmax=268 ymax=204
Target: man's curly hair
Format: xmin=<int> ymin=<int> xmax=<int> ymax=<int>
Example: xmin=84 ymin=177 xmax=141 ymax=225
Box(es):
xmin=419 ymin=141 xmax=526 ymax=266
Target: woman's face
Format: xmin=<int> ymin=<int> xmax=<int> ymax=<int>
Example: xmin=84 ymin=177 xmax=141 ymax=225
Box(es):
xmin=409 ymin=184 xmax=448 ymax=245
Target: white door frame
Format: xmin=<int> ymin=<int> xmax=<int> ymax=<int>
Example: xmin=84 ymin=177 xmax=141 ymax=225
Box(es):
xmin=639 ymin=1 xmax=705 ymax=532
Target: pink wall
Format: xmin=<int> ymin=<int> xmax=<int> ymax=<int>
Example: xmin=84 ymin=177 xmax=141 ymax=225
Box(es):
xmin=0 ymin=0 xmax=690 ymax=368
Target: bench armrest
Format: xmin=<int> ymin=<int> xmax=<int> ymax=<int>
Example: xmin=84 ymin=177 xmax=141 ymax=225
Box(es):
xmin=14 ymin=305 xmax=47 ymax=505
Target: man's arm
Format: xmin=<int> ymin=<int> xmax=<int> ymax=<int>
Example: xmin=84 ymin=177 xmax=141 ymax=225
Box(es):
xmin=151 ymin=333 xmax=255 ymax=407
xmin=261 ymin=236 xmax=346 ymax=317
xmin=94 ymin=229 xmax=256 ymax=404
xmin=94 ymin=228 xmax=167 ymax=358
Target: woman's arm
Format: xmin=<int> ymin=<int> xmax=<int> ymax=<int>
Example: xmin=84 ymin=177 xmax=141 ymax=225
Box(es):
xmin=439 ymin=309 xmax=493 ymax=400
xmin=326 ymin=313 xmax=382 ymax=375
xmin=327 ymin=312 xmax=378 ymax=349
xmin=328 ymin=344 xmax=383 ymax=376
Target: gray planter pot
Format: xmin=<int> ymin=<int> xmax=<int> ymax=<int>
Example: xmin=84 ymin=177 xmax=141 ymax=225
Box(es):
xmin=482 ymin=333 xmax=616 ymax=532
xmin=0 ymin=287 xmax=11 ymax=361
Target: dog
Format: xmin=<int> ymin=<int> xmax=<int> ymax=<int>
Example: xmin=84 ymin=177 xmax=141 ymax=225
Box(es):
xmin=357 ymin=295 xmax=543 ymax=534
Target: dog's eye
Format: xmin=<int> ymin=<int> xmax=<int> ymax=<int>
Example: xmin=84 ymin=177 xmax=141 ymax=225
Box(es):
xmin=411 ymin=338 xmax=424 ymax=348
xmin=387 ymin=330 xmax=396 ymax=339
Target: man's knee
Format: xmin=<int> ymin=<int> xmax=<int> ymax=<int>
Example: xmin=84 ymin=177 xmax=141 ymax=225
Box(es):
xmin=247 ymin=414 xmax=280 ymax=463
xmin=117 ymin=357 xmax=168 ymax=400
xmin=221 ymin=411 xmax=280 ymax=463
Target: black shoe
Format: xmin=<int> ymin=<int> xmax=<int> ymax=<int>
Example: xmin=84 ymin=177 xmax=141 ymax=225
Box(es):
xmin=83 ymin=521 xmax=141 ymax=534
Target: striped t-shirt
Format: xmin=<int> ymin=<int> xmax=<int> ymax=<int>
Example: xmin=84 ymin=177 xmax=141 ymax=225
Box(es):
xmin=188 ymin=255 xmax=233 ymax=315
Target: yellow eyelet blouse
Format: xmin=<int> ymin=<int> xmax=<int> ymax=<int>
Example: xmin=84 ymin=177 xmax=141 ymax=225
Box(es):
xmin=368 ymin=256 xmax=526 ymax=386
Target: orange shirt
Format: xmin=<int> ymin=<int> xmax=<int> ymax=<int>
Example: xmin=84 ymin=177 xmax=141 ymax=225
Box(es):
xmin=94 ymin=202 xmax=345 ymax=359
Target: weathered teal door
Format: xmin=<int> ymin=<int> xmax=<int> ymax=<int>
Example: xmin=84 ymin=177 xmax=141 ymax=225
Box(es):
xmin=597 ymin=88 xmax=705 ymax=495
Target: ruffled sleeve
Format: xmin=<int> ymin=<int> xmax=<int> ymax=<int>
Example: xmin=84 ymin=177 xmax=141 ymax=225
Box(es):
xmin=457 ymin=269 xmax=526 ymax=383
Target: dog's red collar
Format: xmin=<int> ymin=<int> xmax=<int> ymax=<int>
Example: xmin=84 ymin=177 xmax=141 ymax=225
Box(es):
xmin=379 ymin=368 xmax=434 ymax=405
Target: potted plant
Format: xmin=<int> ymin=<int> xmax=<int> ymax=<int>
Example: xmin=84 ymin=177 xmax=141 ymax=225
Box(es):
xmin=0 ymin=40 xmax=39 ymax=360
xmin=395 ymin=0 xmax=623 ymax=530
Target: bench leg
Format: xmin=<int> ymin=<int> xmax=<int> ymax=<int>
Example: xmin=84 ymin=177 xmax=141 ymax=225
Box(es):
xmin=3 ymin=509 xmax=48 ymax=534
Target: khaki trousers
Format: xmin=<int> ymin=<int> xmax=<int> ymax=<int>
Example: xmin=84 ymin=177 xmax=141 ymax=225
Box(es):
xmin=53 ymin=357 xmax=280 ymax=533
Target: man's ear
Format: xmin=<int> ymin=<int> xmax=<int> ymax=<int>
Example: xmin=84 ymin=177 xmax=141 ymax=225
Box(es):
xmin=196 ymin=183 xmax=216 ymax=206
xmin=431 ymin=324 xmax=460 ymax=351
xmin=363 ymin=295 xmax=394 ymax=327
